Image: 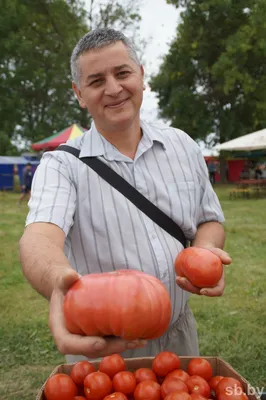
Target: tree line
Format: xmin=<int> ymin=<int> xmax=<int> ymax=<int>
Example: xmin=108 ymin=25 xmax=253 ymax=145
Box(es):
xmin=0 ymin=0 xmax=143 ymax=154
xmin=151 ymin=0 xmax=266 ymax=148
xmin=1 ymin=0 xmax=266 ymax=156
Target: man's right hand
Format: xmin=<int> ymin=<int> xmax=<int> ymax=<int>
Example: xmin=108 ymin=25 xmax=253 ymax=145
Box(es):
xmin=49 ymin=269 xmax=147 ymax=359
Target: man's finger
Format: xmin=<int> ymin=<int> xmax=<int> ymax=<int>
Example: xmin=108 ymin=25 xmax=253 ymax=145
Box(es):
xmin=49 ymin=288 xmax=107 ymax=356
xmin=199 ymin=269 xmax=225 ymax=297
xmin=208 ymin=248 xmax=232 ymax=265
xmin=52 ymin=330 xmax=147 ymax=359
xmin=200 ymin=286 xmax=224 ymax=297
xmin=176 ymin=277 xmax=201 ymax=295
xmin=57 ymin=269 xmax=81 ymax=293
xmin=99 ymin=337 xmax=148 ymax=356
xmin=49 ymin=288 xmax=148 ymax=358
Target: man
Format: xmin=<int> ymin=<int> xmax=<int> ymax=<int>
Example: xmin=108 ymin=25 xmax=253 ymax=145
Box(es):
xmin=19 ymin=28 xmax=231 ymax=363
xmin=207 ymin=161 xmax=216 ymax=185
xmin=18 ymin=162 xmax=33 ymax=204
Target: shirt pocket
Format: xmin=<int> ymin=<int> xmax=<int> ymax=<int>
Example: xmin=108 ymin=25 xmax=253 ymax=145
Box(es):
xmin=168 ymin=181 xmax=197 ymax=231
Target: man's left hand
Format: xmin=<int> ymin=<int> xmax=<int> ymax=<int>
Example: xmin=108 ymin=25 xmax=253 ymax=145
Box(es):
xmin=176 ymin=248 xmax=232 ymax=297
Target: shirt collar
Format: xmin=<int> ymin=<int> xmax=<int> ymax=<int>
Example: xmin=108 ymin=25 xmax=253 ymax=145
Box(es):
xmin=140 ymin=119 xmax=167 ymax=150
xmin=79 ymin=119 xmax=166 ymax=160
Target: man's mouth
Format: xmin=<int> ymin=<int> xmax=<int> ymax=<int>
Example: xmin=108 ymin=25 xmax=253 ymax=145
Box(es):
xmin=106 ymin=99 xmax=129 ymax=109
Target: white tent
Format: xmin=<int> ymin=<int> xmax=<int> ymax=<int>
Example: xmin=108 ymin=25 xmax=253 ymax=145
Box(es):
xmin=215 ymin=128 xmax=266 ymax=151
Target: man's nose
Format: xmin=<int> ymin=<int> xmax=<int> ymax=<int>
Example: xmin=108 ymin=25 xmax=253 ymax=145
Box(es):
xmin=104 ymin=76 xmax=123 ymax=96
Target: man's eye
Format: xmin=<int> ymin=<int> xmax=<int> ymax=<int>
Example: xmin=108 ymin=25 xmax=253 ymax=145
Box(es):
xmin=117 ymin=71 xmax=130 ymax=78
xmin=90 ymin=79 xmax=104 ymax=86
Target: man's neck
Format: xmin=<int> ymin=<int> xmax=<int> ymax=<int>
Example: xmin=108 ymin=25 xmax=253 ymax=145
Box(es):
xmin=96 ymin=118 xmax=142 ymax=160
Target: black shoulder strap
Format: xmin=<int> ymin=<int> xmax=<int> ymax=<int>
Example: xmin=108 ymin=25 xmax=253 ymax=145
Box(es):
xmin=57 ymin=144 xmax=187 ymax=247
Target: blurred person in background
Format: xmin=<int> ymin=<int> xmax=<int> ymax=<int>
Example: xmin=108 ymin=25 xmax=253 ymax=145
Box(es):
xmin=18 ymin=163 xmax=33 ymax=205
xmin=207 ymin=161 xmax=216 ymax=184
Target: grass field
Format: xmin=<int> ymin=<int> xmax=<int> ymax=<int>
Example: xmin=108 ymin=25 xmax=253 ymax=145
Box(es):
xmin=0 ymin=186 xmax=266 ymax=399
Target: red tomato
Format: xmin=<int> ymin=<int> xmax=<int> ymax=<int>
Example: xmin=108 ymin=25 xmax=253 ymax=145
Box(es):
xmin=99 ymin=354 xmax=126 ymax=379
xmin=112 ymin=371 xmax=137 ymax=395
xmin=186 ymin=376 xmax=211 ymax=398
xmin=164 ymin=392 xmax=192 ymax=400
xmin=84 ymin=371 xmax=112 ymax=400
xmin=166 ymin=369 xmax=190 ymax=383
xmin=44 ymin=373 xmax=78 ymax=400
xmin=74 ymin=397 xmax=87 ymax=400
xmin=161 ymin=377 xmax=189 ymax=399
xmin=134 ymin=368 xmax=158 ymax=383
xmin=134 ymin=380 xmax=161 ymax=400
xmin=187 ymin=358 xmax=213 ymax=381
xmin=217 ymin=393 xmax=248 ymax=400
xmin=103 ymin=393 xmax=128 ymax=400
xmin=216 ymin=377 xmax=244 ymax=396
xmin=70 ymin=361 xmax=96 ymax=386
xmin=208 ymin=376 xmax=224 ymax=392
xmin=190 ymin=394 xmax=209 ymax=400
xmin=152 ymin=351 xmax=181 ymax=377
xmin=175 ymin=247 xmax=223 ymax=288
xmin=64 ymin=270 xmax=171 ymax=340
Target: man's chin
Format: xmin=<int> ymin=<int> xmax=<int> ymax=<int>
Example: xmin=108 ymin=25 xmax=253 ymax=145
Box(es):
xmin=105 ymin=113 xmax=137 ymax=129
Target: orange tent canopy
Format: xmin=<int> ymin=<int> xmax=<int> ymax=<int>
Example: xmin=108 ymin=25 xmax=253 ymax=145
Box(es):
xmin=31 ymin=124 xmax=87 ymax=151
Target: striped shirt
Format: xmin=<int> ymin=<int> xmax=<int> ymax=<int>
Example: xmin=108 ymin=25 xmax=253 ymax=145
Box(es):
xmin=26 ymin=119 xmax=224 ymax=327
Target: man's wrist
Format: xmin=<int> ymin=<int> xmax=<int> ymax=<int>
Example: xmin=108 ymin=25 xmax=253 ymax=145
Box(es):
xmin=191 ymin=242 xmax=219 ymax=249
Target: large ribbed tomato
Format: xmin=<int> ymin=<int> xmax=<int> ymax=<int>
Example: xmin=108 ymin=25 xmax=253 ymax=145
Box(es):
xmin=175 ymin=247 xmax=223 ymax=288
xmin=64 ymin=270 xmax=171 ymax=340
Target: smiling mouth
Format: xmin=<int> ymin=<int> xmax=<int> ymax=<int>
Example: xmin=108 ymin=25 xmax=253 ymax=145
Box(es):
xmin=106 ymin=99 xmax=128 ymax=109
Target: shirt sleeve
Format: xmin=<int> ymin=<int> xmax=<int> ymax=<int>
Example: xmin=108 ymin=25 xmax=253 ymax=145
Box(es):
xmin=25 ymin=152 xmax=76 ymax=236
xmin=194 ymin=149 xmax=225 ymax=225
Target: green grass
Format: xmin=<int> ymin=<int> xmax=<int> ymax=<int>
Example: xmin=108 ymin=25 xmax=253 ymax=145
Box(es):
xmin=0 ymin=186 xmax=266 ymax=399
xmin=0 ymin=192 xmax=64 ymax=400
xmin=190 ymin=185 xmax=266 ymax=388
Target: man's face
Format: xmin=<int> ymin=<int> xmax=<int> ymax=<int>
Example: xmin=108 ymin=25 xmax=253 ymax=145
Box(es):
xmin=72 ymin=41 xmax=144 ymax=134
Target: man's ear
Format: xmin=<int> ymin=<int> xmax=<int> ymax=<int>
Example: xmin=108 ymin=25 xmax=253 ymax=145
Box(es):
xmin=140 ymin=64 xmax=144 ymax=79
xmin=72 ymin=82 xmax=87 ymax=109
xmin=140 ymin=64 xmax=145 ymax=90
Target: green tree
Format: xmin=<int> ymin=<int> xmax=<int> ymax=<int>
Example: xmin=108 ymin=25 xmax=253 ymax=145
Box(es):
xmin=0 ymin=132 xmax=20 ymax=156
xmin=0 ymin=0 xmax=143 ymax=153
xmin=150 ymin=0 xmax=266 ymax=149
xmin=0 ymin=0 xmax=88 ymax=149
xmin=87 ymin=0 xmax=146 ymax=61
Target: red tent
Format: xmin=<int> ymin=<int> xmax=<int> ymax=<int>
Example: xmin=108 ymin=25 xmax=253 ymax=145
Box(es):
xmin=31 ymin=124 xmax=87 ymax=151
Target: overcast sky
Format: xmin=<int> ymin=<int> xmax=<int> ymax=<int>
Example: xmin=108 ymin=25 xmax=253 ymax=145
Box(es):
xmin=138 ymin=0 xmax=181 ymax=121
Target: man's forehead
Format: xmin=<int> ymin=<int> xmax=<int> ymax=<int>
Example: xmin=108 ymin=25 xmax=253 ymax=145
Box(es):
xmin=79 ymin=42 xmax=135 ymax=70
xmin=80 ymin=42 xmax=129 ymax=61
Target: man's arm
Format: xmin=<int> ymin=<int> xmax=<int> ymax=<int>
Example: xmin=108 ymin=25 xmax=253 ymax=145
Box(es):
xmin=19 ymin=222 xmax=147 ymax=357
xmin=19 ymin=222 xmax=74 ymax=300
xmin=191 ymin=220 xmax=226 ymax=249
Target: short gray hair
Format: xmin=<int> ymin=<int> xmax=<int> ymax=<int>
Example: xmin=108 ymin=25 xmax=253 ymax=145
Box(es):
xmin=70 ymin=28 xmax=140 ymax=87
